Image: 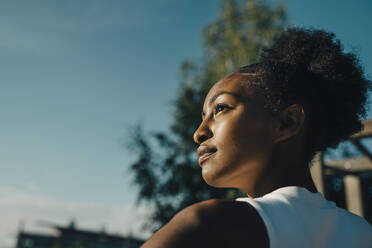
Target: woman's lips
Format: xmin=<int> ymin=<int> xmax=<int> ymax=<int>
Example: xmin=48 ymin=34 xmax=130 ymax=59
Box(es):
xmin=197 ymin=145 xmax=217 ymax=165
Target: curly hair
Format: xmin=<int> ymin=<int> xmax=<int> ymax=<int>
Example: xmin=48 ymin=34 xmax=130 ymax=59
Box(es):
xmin=239 ymin=27 xmax=371 ymax=164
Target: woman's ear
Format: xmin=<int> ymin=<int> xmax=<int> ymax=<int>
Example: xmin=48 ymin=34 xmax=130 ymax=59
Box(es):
xmin=273 ymin=104 xmax=306 ymax=144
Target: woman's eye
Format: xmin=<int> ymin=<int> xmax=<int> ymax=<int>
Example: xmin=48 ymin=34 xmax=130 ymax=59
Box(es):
xmin=214 ymin=104 xmax=230 ymax=115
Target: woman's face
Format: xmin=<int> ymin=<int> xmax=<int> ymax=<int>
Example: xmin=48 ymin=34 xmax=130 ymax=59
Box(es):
xmin=193 ymin=74 xmax=277 ymax=192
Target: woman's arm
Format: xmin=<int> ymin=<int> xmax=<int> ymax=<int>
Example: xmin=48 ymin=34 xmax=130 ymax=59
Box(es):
xmin=141 ymin=203 xmax=208 ymax=248
xmin=141 ymin=199 xmax=269 ymax=248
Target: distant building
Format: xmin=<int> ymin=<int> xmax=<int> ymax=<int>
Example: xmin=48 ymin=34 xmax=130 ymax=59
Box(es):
xmin=16 ymin=221 xmax=144 ymax=248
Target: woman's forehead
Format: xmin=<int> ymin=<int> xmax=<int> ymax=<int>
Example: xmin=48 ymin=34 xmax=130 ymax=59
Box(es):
xmin=205 ymin=74 xmax=261 ymax=104
xmin=207 ymin=75 xmax=240 ymax=95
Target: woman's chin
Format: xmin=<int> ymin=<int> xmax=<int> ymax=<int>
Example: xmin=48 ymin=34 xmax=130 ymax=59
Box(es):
xmin=201 ymin=166 xmax=228 ymax=188
xmin=201 ymin=160 xmax=247 ymax=189
xmin=201 ymin=168 xmax=218 ymax=187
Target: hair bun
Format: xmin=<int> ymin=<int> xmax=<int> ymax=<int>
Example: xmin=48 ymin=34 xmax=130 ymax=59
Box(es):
xmin=258 ymin=27 xmax=371 ymax=156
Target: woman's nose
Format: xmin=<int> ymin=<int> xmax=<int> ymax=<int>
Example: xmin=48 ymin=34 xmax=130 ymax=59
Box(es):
xmin=193 ymin=121 xmax=213 ymax=144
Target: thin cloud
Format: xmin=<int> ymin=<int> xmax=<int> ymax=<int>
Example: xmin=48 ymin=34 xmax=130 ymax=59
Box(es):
xmin=0 ymin=1 xmax=139 ymax=56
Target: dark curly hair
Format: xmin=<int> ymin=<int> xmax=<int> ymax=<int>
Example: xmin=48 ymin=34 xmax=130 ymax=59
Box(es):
xmin=239 ymin=27 xmax=371 ymax=164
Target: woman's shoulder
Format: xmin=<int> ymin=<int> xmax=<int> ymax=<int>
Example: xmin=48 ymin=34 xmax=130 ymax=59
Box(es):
xmin=190 ymin=198 xmax=269 ymax=246
xmin=188 ymin=198 xmax=267 ymax=228
xmin=142 ymin=199 xmax=269 ymax=248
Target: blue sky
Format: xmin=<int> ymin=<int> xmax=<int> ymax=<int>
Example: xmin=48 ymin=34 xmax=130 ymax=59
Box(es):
xmin=1 ymin=0 xmax=371 ymax=247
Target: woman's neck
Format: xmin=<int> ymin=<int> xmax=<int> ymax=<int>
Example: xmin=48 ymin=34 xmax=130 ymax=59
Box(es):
xmin=247 ymin=166 xmax=317 ymax=198
xmin=274 ymin=167 xmax=317 ymax=193
xmin=247 ymin=143 xmax=318 ymax=197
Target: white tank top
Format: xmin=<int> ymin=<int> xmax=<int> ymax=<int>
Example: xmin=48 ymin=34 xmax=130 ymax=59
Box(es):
xmin=236 ymin=186 xmax=372 ymax=248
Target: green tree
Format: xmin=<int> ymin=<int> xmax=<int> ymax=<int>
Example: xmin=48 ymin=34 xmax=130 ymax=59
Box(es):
xmin=127 ymin=0 xmax=287 ymax=231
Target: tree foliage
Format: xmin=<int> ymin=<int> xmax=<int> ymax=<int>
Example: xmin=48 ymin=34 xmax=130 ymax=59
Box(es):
xmin=127 ymin=0 xmax=287 ymax=231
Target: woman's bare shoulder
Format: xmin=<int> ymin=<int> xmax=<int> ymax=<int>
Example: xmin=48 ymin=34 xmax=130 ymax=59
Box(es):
xmin=141 ymin=199 xmax=269 ymax=248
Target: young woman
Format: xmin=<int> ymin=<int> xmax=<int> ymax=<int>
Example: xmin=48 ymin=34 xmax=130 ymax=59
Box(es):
xmin=141 ymin=28 xmax=372 ymax=248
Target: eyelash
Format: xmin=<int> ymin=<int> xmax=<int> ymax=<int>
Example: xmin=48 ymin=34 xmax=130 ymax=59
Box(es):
xmin=214 ymin=103 xmax=231 ymax=115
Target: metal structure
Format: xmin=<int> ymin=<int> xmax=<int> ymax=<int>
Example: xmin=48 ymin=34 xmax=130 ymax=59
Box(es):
xmin=311 ymin=119 xmax=372 ymax=218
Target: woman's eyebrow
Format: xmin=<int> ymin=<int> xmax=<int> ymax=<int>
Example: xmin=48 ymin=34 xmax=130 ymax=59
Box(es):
xmin=202 ymin=91 xmax=248 ymax=118
xmin=208 ymin=91 xmax=241 ymax=107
